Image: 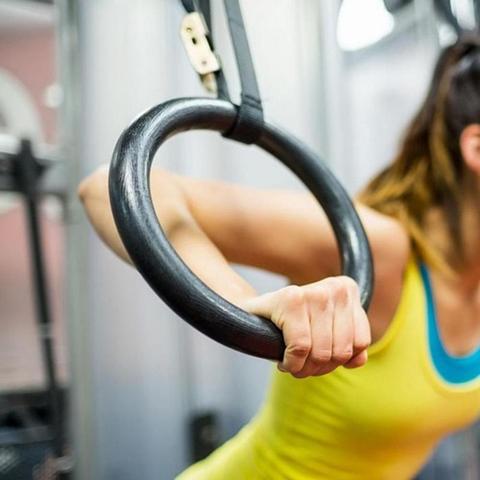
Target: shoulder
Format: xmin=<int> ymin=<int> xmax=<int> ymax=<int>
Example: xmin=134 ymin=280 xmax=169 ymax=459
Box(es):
xmin=355 ymin=203 xmax=411 ymax=276
xmin=286 ymin=196 xmax=411 ymax=285
xmin=354 ymin=203 xmax=411 ymax=341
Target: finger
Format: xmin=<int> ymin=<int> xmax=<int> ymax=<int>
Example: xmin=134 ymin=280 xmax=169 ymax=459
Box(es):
xmin=352 ymin=304 xmax=371 ymax=356
xmin=275 ymin=287 xmax=311 ymax=375
xmin=331 ymin=279 xmax=355 ymax=365
xmin=304 ymin=287 xmax=333 ymax=374
xmin=345 ymin=303 xmax=370 ymax=370
xmin=348 ymin=280 xmax=371 ymax=356
xmin=344 ymin=350 xmax=368 ymax=369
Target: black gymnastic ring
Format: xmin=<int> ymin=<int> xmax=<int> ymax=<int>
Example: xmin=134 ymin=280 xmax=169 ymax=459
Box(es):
xmin=109 ymin=97 xmax=373 ymax=361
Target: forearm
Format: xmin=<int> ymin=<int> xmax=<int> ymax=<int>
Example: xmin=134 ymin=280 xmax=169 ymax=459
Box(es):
xmin=78 ymin=167 xmax=256 ymax=305
xmin=174 ymin=176 xmax=340 ymax=282
xmin=79 ymin=168 xmax=373 ymax=379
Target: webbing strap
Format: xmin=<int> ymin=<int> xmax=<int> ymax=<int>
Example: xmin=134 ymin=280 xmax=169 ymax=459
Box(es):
xmin=180 ymin=0 xmax=264 ymax=144
xmin=181 ymin=0 xmax=211 ymax=30
xmin=434 ymin=0 xmax=463 ymax=34
xmin=221 ymin=0 xmax=264 ymax=144
xmin=181 ymin=0 xmax=231 ymax=100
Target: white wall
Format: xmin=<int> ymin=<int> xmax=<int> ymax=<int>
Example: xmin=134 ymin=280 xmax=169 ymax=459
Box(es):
xmin=63 ymin=0 xmax=480 ymax=478
xmin=70 ymin=1 xmax=330 ymax=479
xmin=343 ymin=24 xmax=439 ymax=193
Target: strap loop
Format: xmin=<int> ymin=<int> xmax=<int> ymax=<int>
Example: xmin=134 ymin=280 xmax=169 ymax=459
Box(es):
xmin=222 ymin=93 xmax=264 ymax=144
xmin=221 ymin=0 xmax=264 ymax=144
xmin=180 ymin=0 xmax=264 ymax=144
xmin=180 ymin=12 xmax=220 ymax=93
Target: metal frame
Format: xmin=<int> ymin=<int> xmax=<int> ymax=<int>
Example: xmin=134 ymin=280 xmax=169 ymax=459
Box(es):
xmin=341 ymin=0 xmax=436 ymax=60
xmin=55 ymin=1 xmax=93 ymax=479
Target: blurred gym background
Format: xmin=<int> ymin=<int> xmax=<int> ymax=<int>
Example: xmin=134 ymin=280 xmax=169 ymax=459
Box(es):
xmin=0 ymin=0 xmax=479 ymax=478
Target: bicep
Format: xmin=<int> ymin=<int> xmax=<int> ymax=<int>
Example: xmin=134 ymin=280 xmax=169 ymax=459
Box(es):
xmin=172 ymin=176 xmax=340 ymax=280
xmin=155 ymin=172 xmax=410 ymax=341
xmin=170 ymin=175 xmax=410 ymax=285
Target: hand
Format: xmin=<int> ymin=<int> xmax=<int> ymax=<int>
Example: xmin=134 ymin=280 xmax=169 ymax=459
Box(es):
xmin=241 ymin=277 xmax=371 ymax=378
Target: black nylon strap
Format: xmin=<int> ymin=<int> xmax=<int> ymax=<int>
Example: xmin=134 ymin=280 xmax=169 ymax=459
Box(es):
xmin=181 ymin=0 xmax=230 ymax=100
xmin=180 ymin=0 xmax=264 ymax=144
xmin=434 ymin=0 xmax=463 ymax=34
xmin=181 ymin=0 xmax=212 ymax=31
xmin=181 ymin=0 xmax=195 ymax=13
xmin=474 ymin=0 xmax=480 ymax=29
xmin=221 ymin=0 xmax=264 ymax=144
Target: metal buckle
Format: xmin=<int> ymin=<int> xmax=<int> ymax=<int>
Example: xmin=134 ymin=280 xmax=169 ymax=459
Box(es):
xmin=180 ymin=12 xmax=220 ymax=93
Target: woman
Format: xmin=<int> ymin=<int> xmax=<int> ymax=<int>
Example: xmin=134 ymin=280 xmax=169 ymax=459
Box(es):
xmin=79 ymin=36 xmax=480 ymax=479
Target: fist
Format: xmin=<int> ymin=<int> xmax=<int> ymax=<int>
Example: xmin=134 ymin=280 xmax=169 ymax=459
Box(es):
xmin=242 ymin=277 xmax=371 ymax=378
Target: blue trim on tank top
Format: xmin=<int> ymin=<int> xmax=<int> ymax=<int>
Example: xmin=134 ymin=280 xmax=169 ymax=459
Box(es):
xmin=420 ymin=263 xmax=480 ymax=384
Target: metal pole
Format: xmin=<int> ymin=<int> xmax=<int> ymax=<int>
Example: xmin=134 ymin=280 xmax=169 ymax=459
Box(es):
xmin=16 ymin=140 xmax=63 ymax=461
xmin=55 ymin=1 xmax=95 ymax=479
xmin=317 ymin=0 xmax=350 ymax=183
xmin=474 ymin=0 xmax=480 ymax=29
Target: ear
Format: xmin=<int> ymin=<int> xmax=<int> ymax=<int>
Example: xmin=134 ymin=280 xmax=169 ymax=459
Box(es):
xmin=460 ymin=124 xmax=480 ymax=173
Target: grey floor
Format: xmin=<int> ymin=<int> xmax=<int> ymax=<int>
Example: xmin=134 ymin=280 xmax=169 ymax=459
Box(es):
xmin=418 ymin=427 xmax=480 ymax=479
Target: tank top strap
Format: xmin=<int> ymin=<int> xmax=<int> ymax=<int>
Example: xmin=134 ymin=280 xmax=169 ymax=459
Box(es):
xmin=368 ymin=256 xmax=424 ymax=356
xmin=419 ymin=262 xmax=480 ymax=391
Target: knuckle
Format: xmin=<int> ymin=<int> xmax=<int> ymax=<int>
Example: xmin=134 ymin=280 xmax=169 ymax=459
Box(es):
xmin=305 ymin=285 xmax=330 ymax=306
xmin=281 ymin=285 xmax=305 ymax=308
xmin=288 ymin=338 xmax=312 ymax=357
xmin=332 ymin=349 xmax=353 ymax=363
xmin=310 ymin=350 xmax=332 ymax=365
xmin=355 ymin=339 xmax=371 ymax=351
xmin=336 ymin=288 xmax=349 ymax=304
xmin=324 ymin=276 xmax=340 ymax=289
xmin=337 ymin=277 xmax=359 ymax=300
xmin=329 ymin=278 xmax=350 ymax=302
xmin=339 ymin=276 xmax=358 ymax=290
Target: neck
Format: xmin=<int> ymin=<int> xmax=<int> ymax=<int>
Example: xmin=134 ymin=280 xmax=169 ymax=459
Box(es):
xmin=426 ymin=191 xmax=480 ymax=295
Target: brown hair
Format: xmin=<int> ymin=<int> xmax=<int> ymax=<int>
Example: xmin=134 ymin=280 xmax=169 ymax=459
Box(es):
xmin=359 ymin=35 xmax=480 ymax=273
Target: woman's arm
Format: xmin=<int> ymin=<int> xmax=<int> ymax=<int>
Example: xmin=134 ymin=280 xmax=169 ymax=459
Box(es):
xmin=173 ymin=174 xmax=411 ymax=344
xmin=174 ymin=175 xmax=410 ymax=285
xmin=78 ymin=167 xmax=409 ymax=376
xmin=79 ymin=167 xmax=408 ymax=284
xmin=78 ymin=167 xmax=257 ymax=305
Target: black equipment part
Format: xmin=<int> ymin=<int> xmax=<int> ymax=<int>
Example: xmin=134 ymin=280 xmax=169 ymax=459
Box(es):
xmin=383 ymin=0 xmax=413 ymax=13
xmin=181 ymin=0 xmax=264 ymax=144
xmin=475 ymin=0 xmax=480 ymax=28
xmin=14 ymin=140 xmax=63 ymax=460
xmin=0 ymin=141 xmax=65 ymax=197
xmin=434 ymin=0 xmax=463 ymax=34
xmin=109 ymin=98 xmax=374 ymax=361
xmin=189 ymin=411 xmax=220 ymax=462
xmin=0 ymin=139 xmax=70 ymax=478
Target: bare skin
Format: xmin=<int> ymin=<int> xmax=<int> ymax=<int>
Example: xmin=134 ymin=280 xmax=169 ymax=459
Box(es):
xmin=424 ymin=199 xmax=480 ymax=356
xmin=424 ymin=124 xmax=480 ymax=356
xmin=77 ymin=123 xmax=480 ymax=375
xmin=78 ymin=168 xmax=408 ymax=377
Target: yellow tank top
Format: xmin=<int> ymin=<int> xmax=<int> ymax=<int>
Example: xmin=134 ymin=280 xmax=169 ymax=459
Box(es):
xmin=177 ymin=260 xmax=480 ymax=479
